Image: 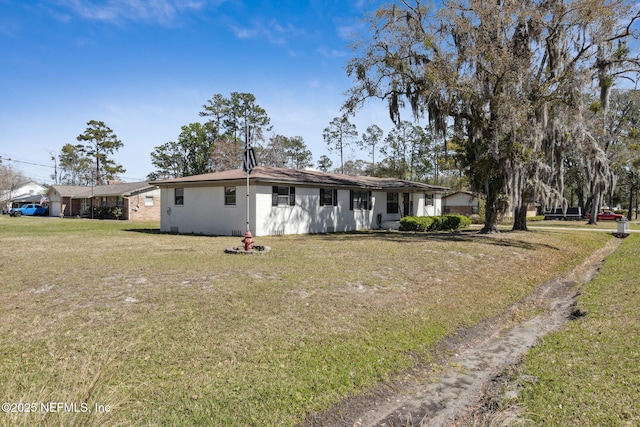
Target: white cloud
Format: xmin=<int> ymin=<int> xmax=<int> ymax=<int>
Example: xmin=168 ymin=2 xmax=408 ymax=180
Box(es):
xmin=230 ymin=17 xmax=304 ymax=45
xmin=317 ymin=47 xmax=347 ymax=58
xmin=230 ymin=23 xmax=258 ymax=39
xmin=56 ymin=0 xmax=212 ymax=25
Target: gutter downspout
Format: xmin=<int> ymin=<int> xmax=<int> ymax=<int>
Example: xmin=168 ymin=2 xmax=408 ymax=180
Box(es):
xmin=123 ymin=195 xmax=130 ymax=221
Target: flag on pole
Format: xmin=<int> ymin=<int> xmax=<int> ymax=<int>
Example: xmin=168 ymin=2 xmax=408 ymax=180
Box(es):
xmin=243 ymin=147 xmax=257 ymax=172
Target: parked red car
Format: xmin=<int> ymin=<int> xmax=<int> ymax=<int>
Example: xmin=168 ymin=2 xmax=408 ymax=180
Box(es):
xmin=586 ymin=211 xmax=625 ymax=221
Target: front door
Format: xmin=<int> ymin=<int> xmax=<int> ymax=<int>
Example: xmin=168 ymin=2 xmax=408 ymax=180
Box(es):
xmin=403 ymin=193 xmax=411 ymax=216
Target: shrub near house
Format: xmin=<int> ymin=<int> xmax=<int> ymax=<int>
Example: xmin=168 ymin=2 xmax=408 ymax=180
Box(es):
xmin=91 ymin=205 xmax=123 ymax=220
xmin=400 ymin=214 xmax=472 ymax=232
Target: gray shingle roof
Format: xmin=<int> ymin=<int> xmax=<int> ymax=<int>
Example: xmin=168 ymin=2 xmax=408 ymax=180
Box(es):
xmin=153 ymin=166 xmax=449 ymax=192
xmin=49 ymin=182 xmax=155 ymax=198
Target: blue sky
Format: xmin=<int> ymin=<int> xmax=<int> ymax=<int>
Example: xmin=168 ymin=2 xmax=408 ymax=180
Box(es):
xmin=0 ymin=0 xmax=391 ymax=183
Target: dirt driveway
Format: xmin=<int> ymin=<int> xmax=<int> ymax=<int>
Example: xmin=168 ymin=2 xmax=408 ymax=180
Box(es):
xmin=305 ymin=238 xmax=621 ymax=427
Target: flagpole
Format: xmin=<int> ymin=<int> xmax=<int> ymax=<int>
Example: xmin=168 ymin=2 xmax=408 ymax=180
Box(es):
xmin=245 ymin=121 xmax=250 ymax=233
xmin=246 ymin=146 xmax=250 ymax=232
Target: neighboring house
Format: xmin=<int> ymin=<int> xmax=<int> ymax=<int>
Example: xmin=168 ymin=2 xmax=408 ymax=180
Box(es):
xmin=1 ymin=181 xmax=47 ymax=213
xmin=442 ymin=191 xmax=480 ymax=216
xmin=443 ymin=190 xmax=538 ymax=218
xmin=508 ymin=202 xmax=539 ymax=218
xmin=46 ymin=182 xmax=161 ymax=221
xmin=153 ymin=166 xmax=449 ymax=236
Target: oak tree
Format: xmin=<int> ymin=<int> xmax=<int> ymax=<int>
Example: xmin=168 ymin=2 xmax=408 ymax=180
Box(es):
xmin=345 ymin=0 xmax=640 ymax=232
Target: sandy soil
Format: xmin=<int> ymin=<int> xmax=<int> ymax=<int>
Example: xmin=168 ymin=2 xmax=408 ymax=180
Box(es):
xmin=304 ymin=237 xmax=621 ymax=427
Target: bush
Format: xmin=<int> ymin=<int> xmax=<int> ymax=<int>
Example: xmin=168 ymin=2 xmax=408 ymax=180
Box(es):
xmin=90 ymin=206 xmax=124 ymax=220
xmin=399 ymin=214 xmax=471 ymax=232
xmin=469 ymin=214 xmax=483 ymax=224
xmin=399 ymin=216 xmax=434 ymax=232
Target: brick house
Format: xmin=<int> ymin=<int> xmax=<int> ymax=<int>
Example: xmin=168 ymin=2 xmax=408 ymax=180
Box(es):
xmin=443 ymin=190 xmax=537 ymax=218
xmin=46 ymin=182 xmax=160 ymax=221
xmin=442 ymin=191 xmax=480 ymax=216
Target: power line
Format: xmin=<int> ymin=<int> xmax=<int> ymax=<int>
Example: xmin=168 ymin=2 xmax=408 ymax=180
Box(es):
xmin=1 ymin=156 xmax=149 ymax=183
xmin=0 ymin=156 xmax=55 ymax=169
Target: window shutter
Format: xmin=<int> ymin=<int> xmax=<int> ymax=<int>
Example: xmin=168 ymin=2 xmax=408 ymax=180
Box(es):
xmin=349 ymin=190 xmax=354 ymax=210
xmin=289 ymin=187 xmax=295 ymax=206
xmin=272 ymin=186 xmax=278 ymax=206
xmin=333 ymin=189 xmax=338 ymax=206
xmin=368 ymin=191 xmax=372 ymax=210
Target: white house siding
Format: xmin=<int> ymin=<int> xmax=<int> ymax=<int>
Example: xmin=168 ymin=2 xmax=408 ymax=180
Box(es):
xmin=421 ymin=193 xmax=443 ymax=216
xmin=45 ymin=191 xmax=62 ymax=217
xmin=374 ymin=192 xmax=442 ymax=229
xmin=254 ymin=186 xmax=375 ymax=236
xmin=46 ymin=191 xmax=66 ymax=217
xmin=160 ymin=185 xmax=254 ymax=236
xmin=445 ymin=192 xmax=478 ymax=207
xmin=1 ymin=182 xmax=47 ymax=209
xmin=254 ymin=188 xmax=444 ymax=236
xmin=158 ymin=183 xmax=444 ymax=236
xmin=416 ymin=194 xmax=426 ymax=216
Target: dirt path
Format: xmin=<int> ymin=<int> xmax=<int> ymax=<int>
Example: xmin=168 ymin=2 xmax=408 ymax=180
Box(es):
xmin=305 ymin=238 xmax=621 ymax=427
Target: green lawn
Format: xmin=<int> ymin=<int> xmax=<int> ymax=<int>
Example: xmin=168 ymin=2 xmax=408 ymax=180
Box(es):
xmin=0 ymin=216 xmax=614 ymax=426
xmin=514 ymin=233 xmax=640 ymax=426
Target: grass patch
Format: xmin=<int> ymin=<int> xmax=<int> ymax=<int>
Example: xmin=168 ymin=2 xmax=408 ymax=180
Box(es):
xmin=0 ymin=216 xmax=612 ymax=425
xmin=514 ymin=233 xmax=640 ymax=426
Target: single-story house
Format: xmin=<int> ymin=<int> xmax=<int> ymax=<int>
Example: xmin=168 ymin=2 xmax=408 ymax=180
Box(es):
xmin=153 ymin=166 xmax=449 ymax=236
xmin=46 ymin=182 xmax=161 ymax=221
xmin=442 ymin=191 xmax=480 ymax=216
xmin=443 ymin=190 xmax=538 ymax=218
xmin=1 ymin=181 xmax=47 ymax=213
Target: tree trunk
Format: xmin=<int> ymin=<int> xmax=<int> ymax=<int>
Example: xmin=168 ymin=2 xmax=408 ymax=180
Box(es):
xmin=479 ymin=192 xmax=500 ymax=234
xmin=512 ymin=186 xmax=533 ymax=231
xmin=628 ymin=181 xmax=634 ymax=221
xmin=512 ymin=204 xmax=529 ymax=231
xmin=634 ymin=187 xmax=638 ymax=219
xmin=577 ymin=187 xmax=585 ymax=212
xmin=587 ymin=190 xmax=600 ymax=225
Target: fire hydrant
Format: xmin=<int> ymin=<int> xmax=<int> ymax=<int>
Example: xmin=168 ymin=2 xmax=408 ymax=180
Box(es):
xmin=242 ymin=230 xmax=254 ymax=251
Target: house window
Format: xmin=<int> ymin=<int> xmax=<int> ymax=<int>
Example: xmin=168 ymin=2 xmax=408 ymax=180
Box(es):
xmin=145 ymin=196 xmax=154 ymax=206
xmin=425 ymin=193 xmax=434 ymax=206
xmin=387 ymin=192 xmax=399 ymax=214
xmin=320 ymin=188 xmax=338 ymax=206
xmin=175 ymin=188 xmax=184 ymax=205
xmin=272 ymin=186 xmax=295 ymax=206
xmin=225 ymin=186 xmax=236 ymax=206
xmin=116 ymin=196 xmax=123 ymax=207
xmin=101 ymin=197 xmax=108 ymax=207
xmin=350 ymin=190 xmax=372 ymax=210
